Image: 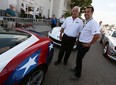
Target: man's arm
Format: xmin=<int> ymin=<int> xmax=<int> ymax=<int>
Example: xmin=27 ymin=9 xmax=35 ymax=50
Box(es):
xmin=6 ymin=13 xmax=12 ymax=17
xmin=59 ymin=28 xmax=64 ymax=40
xmin=89 ymin=34 xmax=100 ymax=45
xmin=83 ymin=34 xmax=100 ymax=47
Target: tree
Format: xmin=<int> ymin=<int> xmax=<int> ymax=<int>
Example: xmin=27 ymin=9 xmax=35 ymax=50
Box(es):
xmin=70 ymin=0 xmax=92 ymax=15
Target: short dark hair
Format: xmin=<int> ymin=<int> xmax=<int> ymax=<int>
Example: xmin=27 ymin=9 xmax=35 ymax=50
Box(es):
xmin=86 ymin=6 xmax=94 ymax=12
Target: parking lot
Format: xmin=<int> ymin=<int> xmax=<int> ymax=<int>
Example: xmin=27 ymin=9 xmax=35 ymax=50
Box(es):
xmin=39 ymin=27 xmax=116 ymax=85
xmin=0 ymin=20 xmax=116 ymax=85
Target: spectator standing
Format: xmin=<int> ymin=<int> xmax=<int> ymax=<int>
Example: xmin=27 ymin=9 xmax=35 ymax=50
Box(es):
xmin=5 ymin=4 xmax=16 ymax=17
xmin=5 ymin=4 xmax=16 ymax=29
xmin=51 ymin=14 xmax=58 ymax=28
xmin=99 ymin=21 xmax=102 ymax=31
xmin=59 ymin=15 xmax=65 ymax=26
xmin=19 ymin=8 xmax=26 ymax=18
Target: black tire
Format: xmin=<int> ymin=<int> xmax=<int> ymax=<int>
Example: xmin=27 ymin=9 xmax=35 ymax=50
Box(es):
xmin=21 ymin=67 xmax=45 ymax=85
xmin=103 ymin=44 xmax=108 ymax=57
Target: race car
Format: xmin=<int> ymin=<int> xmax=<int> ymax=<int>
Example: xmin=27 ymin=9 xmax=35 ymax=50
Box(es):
xmin=0 ymin=28 xmax=54 ymax=85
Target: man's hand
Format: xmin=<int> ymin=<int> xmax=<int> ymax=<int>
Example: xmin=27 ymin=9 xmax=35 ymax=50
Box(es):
xmin=59 ymin=34 xmax=62 ymax=40
xmin=82 ymin=43 xmax=91 ymax=47
xmin=82 ymin=34 xmax=100 ymax=47
xmin=59 ymin=28 xmax=64 ymax=40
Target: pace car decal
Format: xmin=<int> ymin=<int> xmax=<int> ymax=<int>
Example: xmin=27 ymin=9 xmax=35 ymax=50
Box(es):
xmin=49 ymin=43 xmax=54 ymax=51
xmin=0 ymin=34 xmax=39 ymax=72
xmin=3 ymin=50 xmax=41 ymax=85
xmin=46 ymin=43 xmax=54 ymax=65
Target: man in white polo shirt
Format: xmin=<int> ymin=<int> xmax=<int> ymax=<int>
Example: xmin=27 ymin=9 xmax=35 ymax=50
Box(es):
xmin=71 ymin=6 xmax=100 ymax=80
xmin=54 ymin=6 xmax=83 ymax=65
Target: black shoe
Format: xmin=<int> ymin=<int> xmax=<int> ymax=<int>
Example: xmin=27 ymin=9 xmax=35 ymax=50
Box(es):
xmin=70 ymin=75 xmax=79 ymax=81
xmin=69 ymin=67 xmax=76 ymax=72
xmin=54 ymin=61 xmax=61 ymax=65
xmin=75 ymin=73 xmax=81 ymax=78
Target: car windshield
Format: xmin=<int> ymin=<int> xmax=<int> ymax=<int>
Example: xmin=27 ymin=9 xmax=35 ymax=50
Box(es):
xmin=111 ymin=31 xmax=116 ymax=38
xmin=0 ymin=32 xmax=30 ymax=54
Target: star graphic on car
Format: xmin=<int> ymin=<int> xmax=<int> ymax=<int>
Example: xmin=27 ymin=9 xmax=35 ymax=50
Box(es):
xmin=49 ymin=43 xmax=53 ymax=51
xmin=19 ymin=54 xmax=38 ymax=76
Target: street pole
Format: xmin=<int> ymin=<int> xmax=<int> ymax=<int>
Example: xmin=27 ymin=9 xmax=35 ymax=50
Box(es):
xmin=33 ymin=0 xmax=36 ymax=20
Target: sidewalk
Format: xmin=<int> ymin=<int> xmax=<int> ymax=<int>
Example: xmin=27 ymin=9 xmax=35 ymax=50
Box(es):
xmin=33 ymin=25 xmax=51 ymax=32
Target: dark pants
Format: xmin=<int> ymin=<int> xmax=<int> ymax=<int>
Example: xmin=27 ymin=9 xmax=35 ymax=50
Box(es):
xmin=59 ymin=23 xmax=63 ymax=26
xmin=57 ymin=34 xmax=76 ymax=63
xmin=75 ymin=42 xmax=90 ymax=77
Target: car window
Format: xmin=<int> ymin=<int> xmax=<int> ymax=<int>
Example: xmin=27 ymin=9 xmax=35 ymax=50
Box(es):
xmin=0 ymin=33 xmax=30 ymax=54
xmin=112 ymin=31 xmax=116 ymax=38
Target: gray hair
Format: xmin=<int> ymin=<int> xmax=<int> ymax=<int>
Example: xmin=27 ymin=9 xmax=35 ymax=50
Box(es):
xmin=9 ymin=4 xmax=15 ymax=8
xmin=72 ymin=6 xmax=80 ymax=12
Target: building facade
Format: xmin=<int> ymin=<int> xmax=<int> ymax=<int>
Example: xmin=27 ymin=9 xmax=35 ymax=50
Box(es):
xmin=0 ymin=0 xmax=17 ymax=10
xmin=0 ymin=0 xmax=71 ymax=18
xmin=52 ymin=0 xmax=71 ymax=18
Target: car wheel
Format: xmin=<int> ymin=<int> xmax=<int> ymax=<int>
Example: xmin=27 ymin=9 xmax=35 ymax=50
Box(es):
xmin=22 ymin=68 xmax=45 ymax=85
xmin=103 ymin=44 xmax=108 ymax=57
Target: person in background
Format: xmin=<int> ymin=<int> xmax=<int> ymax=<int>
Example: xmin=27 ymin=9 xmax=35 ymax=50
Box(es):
xmin=50 ymin=14 xmax=58 ymax=28
xmin=99 ymin=21 xmax=102 ymax=31
xmin=70 ymin=6 xmax=100 ymax=80
xmin=59 ymin=15 xmax=65 ymax=26
xmin=19 ymin=8 xmax=26 ymax=18
xmin=5 ymin=4 xmax=16 ymax=17
xmin=54 ymin=6 xmax=83 ymax=65
xmin=5 ymin=4 xmax=16 ymax=29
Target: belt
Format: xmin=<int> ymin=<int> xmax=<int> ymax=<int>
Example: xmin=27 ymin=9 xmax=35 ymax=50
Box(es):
xmin=64 ymin=34 xmax=76 ymax=39
xmin=79 ymin=41 xmax=89 ymax=44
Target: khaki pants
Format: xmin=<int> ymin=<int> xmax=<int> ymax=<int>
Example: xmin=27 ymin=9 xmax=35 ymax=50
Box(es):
xmin=7 ymin=21 xmax=16 ymax=30
xmin=7 ymin=21 xmax=16 ymax=28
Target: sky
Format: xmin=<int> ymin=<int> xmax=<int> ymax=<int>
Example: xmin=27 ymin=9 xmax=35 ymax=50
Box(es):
xmin=92 ymin=0 xmax=116 ymax=25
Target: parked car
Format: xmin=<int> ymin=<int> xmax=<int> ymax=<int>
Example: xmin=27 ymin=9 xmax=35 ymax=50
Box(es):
xmin=101 ymin=30 xmax=116 ymax=61
xmin=0 ymin=28 xmax=54 ymax=85
xmin=48 ymin=27 xmax=77 ymax=49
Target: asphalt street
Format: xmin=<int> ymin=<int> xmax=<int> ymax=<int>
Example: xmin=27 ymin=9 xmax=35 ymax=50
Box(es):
xmin=34 ymin=25 xmax=116 ymax=85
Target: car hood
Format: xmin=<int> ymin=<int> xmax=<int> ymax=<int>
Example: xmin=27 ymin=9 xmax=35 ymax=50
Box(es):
xmin=52 ymin=27 xmax=61 ymax=34
xmin=109 ymin=37 xmax=116 ymax=46
xmin=49 ymin=27 xmax=61 ymax=40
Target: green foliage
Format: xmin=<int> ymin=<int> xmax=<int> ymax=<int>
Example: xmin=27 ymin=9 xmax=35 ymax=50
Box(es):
xmin=70 ymin=0 xmax=92 ymax=15
xmin=63 ymin=11 xmax=71 ymax=17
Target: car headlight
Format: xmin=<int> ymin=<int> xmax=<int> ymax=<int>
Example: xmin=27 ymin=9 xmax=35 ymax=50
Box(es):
xmin=109 ymin=42 xmax=114 ymax=49
xmin=111 ymin=53 xmax=116 ymax=56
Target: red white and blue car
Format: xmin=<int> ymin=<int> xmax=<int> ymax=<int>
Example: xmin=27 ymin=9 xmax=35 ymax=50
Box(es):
xmin=0 ymin=28 xmax=54 ymax=85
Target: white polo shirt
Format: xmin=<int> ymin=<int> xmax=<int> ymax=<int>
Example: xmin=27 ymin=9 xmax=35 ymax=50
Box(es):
xmin=61 ymin=16 xmax=83 ymax=37
xmin=79 ymin=18 xmax=100 ymax=43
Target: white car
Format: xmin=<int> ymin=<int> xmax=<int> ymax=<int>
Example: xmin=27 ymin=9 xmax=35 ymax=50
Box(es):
xmin=101 ymin=30 xmax=116 ymax=61
xmin=48 ymin=27 xmax=77 ymax=49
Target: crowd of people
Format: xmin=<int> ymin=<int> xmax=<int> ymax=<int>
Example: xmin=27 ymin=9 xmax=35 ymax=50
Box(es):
xmin=50 ymin=14 xmax=66 ymax=28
